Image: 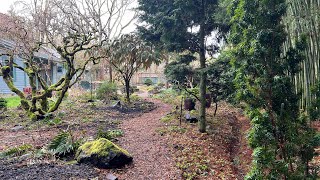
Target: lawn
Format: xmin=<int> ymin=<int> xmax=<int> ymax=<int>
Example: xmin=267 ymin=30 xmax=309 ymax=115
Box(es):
xmin=4 ymin=96 xmax=20 ymax=108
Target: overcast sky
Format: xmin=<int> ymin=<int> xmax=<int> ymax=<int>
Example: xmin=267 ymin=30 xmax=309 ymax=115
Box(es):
xmin=0 ymin=0 xmax=138 ymax=35
xmin=0 ymin=0 xmax=15 ymax=13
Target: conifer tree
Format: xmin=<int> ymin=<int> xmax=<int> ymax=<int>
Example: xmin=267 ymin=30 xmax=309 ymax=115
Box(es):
xmin=230 ymin=0 xmax=318 ymax=178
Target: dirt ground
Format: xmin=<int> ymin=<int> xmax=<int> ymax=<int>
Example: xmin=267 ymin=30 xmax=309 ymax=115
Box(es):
xmin=0 ymin=91 xmax=254 ymax=180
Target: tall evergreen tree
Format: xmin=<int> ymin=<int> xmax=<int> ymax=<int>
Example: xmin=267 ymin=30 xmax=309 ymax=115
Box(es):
xmin=230 ymin=0 xmax=317 ymax=178
xmin=137 ymin=0 xmax=224 ymax=132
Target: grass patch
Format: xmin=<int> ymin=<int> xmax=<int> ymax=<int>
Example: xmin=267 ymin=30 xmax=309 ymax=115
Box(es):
xmin=5 ymin=96 xmax=20 ymax=108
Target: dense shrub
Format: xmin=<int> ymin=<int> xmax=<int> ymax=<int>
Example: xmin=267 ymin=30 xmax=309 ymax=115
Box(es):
xmin=144 ymin=79 xmax=153 ymax=86
xmin=96 ymin=82 xmax=118 ymax=102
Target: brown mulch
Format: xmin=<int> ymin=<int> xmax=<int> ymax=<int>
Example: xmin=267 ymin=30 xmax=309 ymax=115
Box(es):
xmin=101 ymin=98 xmax=182 ymax=179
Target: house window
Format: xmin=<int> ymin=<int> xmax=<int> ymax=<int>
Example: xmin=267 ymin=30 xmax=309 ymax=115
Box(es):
xmin=57 ymin=66 xmax=63 ymax=73
xmin=1 ymin=55 xmax=16 ymax=81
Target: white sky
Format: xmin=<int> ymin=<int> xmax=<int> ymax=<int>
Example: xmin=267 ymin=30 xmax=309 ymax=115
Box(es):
xmin=0 ymin=0 xmax=138 ymax=35
xmin=0 ymin=0 xmax=15 ymax=13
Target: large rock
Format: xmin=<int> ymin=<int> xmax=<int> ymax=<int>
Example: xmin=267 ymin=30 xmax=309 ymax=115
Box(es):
xmin=76 ymin=138 xmax=132 ymax=168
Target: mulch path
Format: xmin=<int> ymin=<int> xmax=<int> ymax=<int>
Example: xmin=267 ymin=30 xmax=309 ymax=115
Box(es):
xmin=101 ymin=98 xmax=182 ymax=179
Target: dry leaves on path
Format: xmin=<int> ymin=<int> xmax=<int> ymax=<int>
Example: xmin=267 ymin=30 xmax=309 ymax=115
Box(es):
xmin=101 ymin=98 xmax=182 ymax=180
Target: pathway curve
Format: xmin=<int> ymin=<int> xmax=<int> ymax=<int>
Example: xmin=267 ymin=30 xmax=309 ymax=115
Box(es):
xmin=107 ymin=97 xmax=181 ymax=179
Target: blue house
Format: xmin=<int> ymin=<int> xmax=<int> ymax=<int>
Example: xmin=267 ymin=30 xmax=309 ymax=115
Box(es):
xmin=0 ymin=39 xmax=65 ymax=94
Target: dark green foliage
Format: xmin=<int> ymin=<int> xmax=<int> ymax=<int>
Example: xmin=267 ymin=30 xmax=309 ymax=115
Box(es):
xmin=207 ymin=50 xmax=236 ymax=103
xmin=96 ymin=82 xmax=118 ymax=102
xmin=0 ymin=98 xmax=7 ymax=110
xmin=96 ymin=129 xmax=123 ymax=141
xmin=165 ymin=62 xmax=195 ymax=87
xmin=48 ymin=131 xmax=81 ymax=157
xmin=138 ymin=0 xmax=226 ymax=132
xmin=144 ymin=79 xmax=153 ymax=86
xmin=0 ymin=144 xmax=33 ymax=158
xmin=309 ymin=81 xmax=320 ymax=121
xmin=230 ymin=0 xmax=316 ymax=178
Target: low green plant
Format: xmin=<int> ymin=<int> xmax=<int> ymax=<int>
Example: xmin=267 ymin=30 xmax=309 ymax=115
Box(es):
xmin=0 ymin=98 xmax=7 ymax=108
xmin=47 ymin=131 xmax=82 ymax=157
xmin=156 ymin=126 xmax=186 ymax=135
xmin=161 ymin=114 xmax=175 ymax=123
xmin=153 ymin=88 xmax=182 ymax=105
xmin=96 ymin=82 xmax=118 ymax=102
xmin=96 ymin=129 xmax=123 ymax=140
xmin=0 ymin=144 xmax=33 ymax=158
xmin=144 ymin=78 xmax=153 ymax=86
xmin=0 ymin=98 xmax=7 ymax=113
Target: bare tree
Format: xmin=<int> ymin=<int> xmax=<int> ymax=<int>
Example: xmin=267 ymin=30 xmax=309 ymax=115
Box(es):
xmin=81 ymin=0 xmax=137 ymax=82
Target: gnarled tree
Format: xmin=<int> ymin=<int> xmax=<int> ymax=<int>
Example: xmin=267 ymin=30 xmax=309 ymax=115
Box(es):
xmin=0 ymin=0 xmax=107 ymax=119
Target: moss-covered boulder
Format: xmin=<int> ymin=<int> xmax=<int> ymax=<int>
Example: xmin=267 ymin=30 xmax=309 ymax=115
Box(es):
xmin=76 ymin=138 xmax=132 ymax=168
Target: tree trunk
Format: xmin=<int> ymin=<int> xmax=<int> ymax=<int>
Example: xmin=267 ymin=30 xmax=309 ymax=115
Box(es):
xmin=109 ymin=64 xmax=113 ymax=83
xmin=165 ymin=56 xmax=169 ymax=89
xmin=125 ymin=79 xmax=130 ymax=103
xmin=199 ymin=21 xmax=207 ymax=133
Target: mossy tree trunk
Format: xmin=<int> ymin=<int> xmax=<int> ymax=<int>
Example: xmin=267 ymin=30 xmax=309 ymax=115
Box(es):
xmin=0 ymin=34 xmax=104 ymax=121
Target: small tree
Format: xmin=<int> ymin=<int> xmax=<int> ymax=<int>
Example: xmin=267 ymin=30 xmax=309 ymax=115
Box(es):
xmin=106 ymin=34 xmax=159 ymax=103
xmin=138 ymin=0 xmax=227 ymax=132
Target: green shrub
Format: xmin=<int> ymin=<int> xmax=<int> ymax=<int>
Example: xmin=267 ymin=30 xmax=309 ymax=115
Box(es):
xmin=144 ymin=79 xmax=153 ymax=86
xmin=96 ymin=129 xmax=123 ymax=141
xmin=96 ymin=82 xmax=118 ymax=102
xmin=0 ymin=98 xmax=7 ymax=109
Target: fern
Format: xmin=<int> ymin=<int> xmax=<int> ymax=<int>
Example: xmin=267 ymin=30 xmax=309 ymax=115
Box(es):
xmin=48 ymin=131 xmax=80 ymax=156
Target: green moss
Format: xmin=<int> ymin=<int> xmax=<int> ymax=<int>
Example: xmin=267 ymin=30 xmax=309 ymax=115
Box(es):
xmin=77 ymin=138 xmax=130 ymax=159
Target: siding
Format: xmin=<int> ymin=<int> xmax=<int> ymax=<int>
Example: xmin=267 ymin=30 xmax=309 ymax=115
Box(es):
xmin=0 ymin=56 xmax=29 ymax=94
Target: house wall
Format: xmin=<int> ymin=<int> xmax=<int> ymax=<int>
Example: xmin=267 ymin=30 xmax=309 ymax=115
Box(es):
xmin=0 ymin=57 xmax=65 ymax=94
xmin=0 ymin=55 xmax=30 ymax=94
xmin=132 ymin=62 xmax=167 ymax=85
